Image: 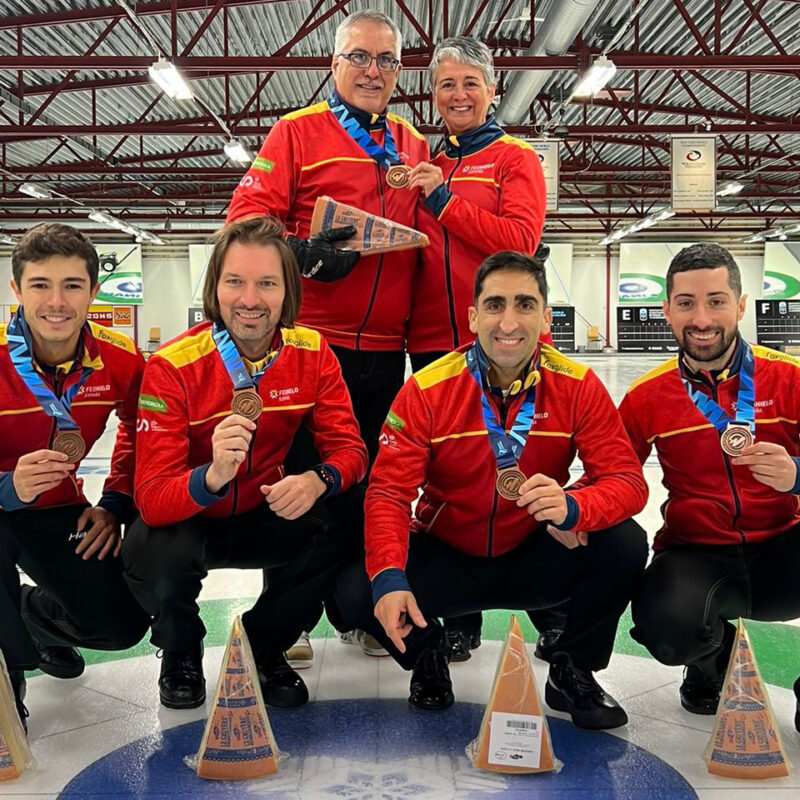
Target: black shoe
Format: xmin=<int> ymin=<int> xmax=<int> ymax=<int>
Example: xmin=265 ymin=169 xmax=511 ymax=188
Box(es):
xmin=445 ymin=629 xmax=472 ymax=663
xmin=257 ymin=652 xmax=308 ymax=708
xmin=409 ymin=647 xmax=454 ymax=711
xmin=679 ymin=621 xmax=735 ymax=715
xmin=9 ymin=669 xmax=28 ymax=735
xmin=545 ymin=652 xmax=627 ymax=730
xmin=159 ymin=647 xmax=206 ymax=709
xmin=534 ymin=628 xmax=564 ymax=663
xmin=679 ymin=664 xmax=724 ymax=715
xmin=793 ymin=676 xmax=799 ymax=733
xmin=35 ymin=641 xmax=85 ymax=679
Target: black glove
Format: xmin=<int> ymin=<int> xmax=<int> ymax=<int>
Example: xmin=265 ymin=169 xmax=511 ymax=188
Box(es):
xmin=287 ymin=226 xmax=361 ymax=283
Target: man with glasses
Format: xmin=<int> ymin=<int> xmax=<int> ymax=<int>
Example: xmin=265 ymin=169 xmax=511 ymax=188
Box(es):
xmin=227 ymin=9 xmax=429 ymax=667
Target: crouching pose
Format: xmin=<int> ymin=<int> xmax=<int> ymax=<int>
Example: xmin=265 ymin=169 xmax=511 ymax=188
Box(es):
xmin=336 ymin=251 xmax=648 ymax=730
xmin=123 ymin=218 xmax=367 ymax=710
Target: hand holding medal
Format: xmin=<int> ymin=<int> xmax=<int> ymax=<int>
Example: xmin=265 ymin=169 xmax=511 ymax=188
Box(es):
xmin=730 ymin=440 xmax=799 ymax=493
xmin=407 ymin=162 xmax=445 ymax=197
xmin=515 ymin=473 xmax=569 ymax=526
xmin=12 ymin=449 xmax=75 ymax=503
xmin=205 ymin=414 xmax=257 ymax=493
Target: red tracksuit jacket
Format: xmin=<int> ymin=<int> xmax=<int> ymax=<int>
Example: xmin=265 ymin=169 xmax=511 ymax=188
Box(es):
xmin=226 ymin=91 xmax=430 ymax=351
xmin=408 ymin=118 xmax=546 ymax=353
xmin=0 ymin=320 xmax=143 ymax=516
xmin=366 ymin=344 xmax=647 ymax=588
xmin=620 ymin=339 xmax=800 ymax=550
xmin=134 ymin=323 xmax=368 ymax=528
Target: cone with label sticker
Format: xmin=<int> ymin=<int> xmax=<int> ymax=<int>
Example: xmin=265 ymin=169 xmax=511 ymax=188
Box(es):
xmin=0 ymin=655 xmax=33 ymax=781
xmin=196 ymin=616 xmax=280 ymax=780
xmin=310 ymin=196 xmax=429 ymax=255
xmin=705 ymin=619 xmax=790 ymax=780
xmin=468 ymin=615 xmax=559 ymax=774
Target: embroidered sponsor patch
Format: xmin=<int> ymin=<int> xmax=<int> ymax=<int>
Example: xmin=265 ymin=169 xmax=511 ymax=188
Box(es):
xmin=139 ymin=394 xmax=168 ymax=413
xmin=251 ymin=157 xmax=275 ymax=174
xmin=385 ymin=410 xmax=405 ymax=431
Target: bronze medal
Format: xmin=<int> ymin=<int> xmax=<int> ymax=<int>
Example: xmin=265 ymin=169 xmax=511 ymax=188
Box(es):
xmin=720 ymin=423 xmax=753 ymax=457
xmin=496 ymin=467 xmax=526 ymax=500
xmin=231 ymin=389 xmax=262 ymax=421
xmin=53 ymin=431 xmax=86 ymax=463
xmin=386 ymin=164 xmax=412 ymax=189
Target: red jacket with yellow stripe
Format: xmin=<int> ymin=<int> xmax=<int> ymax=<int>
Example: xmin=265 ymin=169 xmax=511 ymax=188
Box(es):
xmin=408 ymin=119 xmax=546 ymax=353
xmin=134 ymin=322 xmax=368 ymax=528
xmin=619 ymin=340 xmax=800 ymax=550
xmin=0 ymin=321 xmax=143 ymax=517
xmin=226 ymin=91 xmax=430 ymax=351
xmin=365 ymin=344 xmax=647 ymax=589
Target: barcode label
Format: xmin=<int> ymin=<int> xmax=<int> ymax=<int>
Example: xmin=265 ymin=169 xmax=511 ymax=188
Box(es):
xmin=506 ymin=720 xmax=538 ymax=731
xmin=488 ymin=712 xmax=543 ymax=768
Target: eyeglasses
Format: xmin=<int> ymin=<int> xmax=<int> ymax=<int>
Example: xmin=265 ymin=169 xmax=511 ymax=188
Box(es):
xmin=337 ymin=51 xmax=401 ymax=72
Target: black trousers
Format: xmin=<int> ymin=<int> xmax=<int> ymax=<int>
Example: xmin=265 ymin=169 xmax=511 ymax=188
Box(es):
xmin=122 ymin=502 xmax=359 ymax=660
xmin=0 ymin=506 xmax=149 ymax=671
xmin=335 ymin=518 xmax=648 ymax=671
xmin=631 ymin=525 xmax=800 ymax=673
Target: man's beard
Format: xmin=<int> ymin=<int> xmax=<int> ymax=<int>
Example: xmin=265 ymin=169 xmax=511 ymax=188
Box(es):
xmin=680 ymin=325 xmax=737 ymax=364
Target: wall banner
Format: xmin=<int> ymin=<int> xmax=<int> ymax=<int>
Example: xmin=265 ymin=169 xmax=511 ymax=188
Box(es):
xmin=762 ymin=242 xmax=800 ymax=300
xmin=671 ymin=135 xmax=716 ymax=212
xmin=531 ymin=139 xmax=559 ymax=212
xmin=94 ymin=244 xmax=143 ymax=304
xmin=618 ymin=243 xmax=693 ymax=303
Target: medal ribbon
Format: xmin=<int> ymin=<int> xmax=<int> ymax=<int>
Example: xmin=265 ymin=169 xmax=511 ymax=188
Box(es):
xmin=328 ymin=94 xmax=401 ymax=171
xmin=466 ymin=341 xmax=538 ymax=470
xmin=6 ymin=308 xmax=91 ymax=432
xmin=211 ymin=321 xmax=279 ymax=389
xmin=681 ymin=338 xmax=756 ymax=434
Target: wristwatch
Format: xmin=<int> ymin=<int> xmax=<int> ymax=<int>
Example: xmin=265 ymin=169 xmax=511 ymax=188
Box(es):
xmin=312 ymin=464 xmax=337 ymax=496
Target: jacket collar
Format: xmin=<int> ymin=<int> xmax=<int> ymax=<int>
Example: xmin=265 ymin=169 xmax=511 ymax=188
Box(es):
xmin=472 ymin=338 xmax=541 ymax=398
xmin=328 ymin=89 xmax=387 ymax=131
xmin=679 ymin=334 xmax=743 ymax=387
xmin=443 ymin=116 xmax=504 ymax=158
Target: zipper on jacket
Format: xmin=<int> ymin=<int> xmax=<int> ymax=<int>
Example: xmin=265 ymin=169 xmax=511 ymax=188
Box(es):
xmin=355 ymin=162 xmax=387 ymax=350
xmin=443 ymin=152 xmax=463 ymax=349
xmin=711 ymin=382 xmax=746 ymax=541
xmin=486 ymin=392 xmax=510 ymax=557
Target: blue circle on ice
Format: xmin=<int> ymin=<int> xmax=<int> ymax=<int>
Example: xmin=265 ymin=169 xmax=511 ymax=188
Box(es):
xmin=59 ymin=699 xmax=696 ymax=799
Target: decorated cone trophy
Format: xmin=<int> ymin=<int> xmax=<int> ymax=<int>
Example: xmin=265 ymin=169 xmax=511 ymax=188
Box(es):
xmin=468 ymin=614 xmax=560 ymax=774
xmin=194 ymin=616 xmax=280 ymax=780
xmin=0 ymin=654 xmax=33 ymax=781
xmin=310 ymin=196 xmax=429 ymax=255
xmin=705 ymin=619 xmax=790 ymax=779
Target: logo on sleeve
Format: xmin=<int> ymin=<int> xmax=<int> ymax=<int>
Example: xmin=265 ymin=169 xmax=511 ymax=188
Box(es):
xmin=139 ymin=394 xmax=168 ymax=413
xmin=385 ymin=410 xmax=405 ymax=431
xmin=251 ymin=157 xmax=275 ymax=174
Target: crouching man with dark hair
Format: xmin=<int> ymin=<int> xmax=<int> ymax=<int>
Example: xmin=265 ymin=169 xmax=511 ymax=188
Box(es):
xmin=0 ymin=223 xmax=150 ymax=734
xmin=122 ymin=217 xmax=367 ymax=711
xmin=335 ymin=250 xmax=648 ymax=730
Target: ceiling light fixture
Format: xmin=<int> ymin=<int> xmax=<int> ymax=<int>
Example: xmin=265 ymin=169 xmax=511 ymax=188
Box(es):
xmin=148 ymin=58 xmax=193 ymax=100
xmin=716 ymin=180 xmax=744 ymax=197
xmin=223 ymin=139 xmax=252 ymax=164
xmin=19 ymin=181 xmax=53 ymax=199
xmin=571 ymin=56 xmax=617 ymax=99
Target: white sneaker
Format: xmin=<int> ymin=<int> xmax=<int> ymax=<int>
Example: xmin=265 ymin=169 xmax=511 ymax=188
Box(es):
xmin=285 ymin=631 xmax=313 ymax=669
xmin=339 ymin=629 xmax=389 ymax=657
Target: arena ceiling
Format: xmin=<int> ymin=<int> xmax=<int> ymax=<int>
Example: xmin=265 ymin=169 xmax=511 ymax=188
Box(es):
xmin=0 ymin=0 xmax=798 ymax=242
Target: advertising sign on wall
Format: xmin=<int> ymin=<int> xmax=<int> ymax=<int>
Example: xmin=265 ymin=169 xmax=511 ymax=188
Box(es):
xmin=531 ymin=139 xmax=559 ymax=212
xmin=762 ymin=242 xmax=800 ymax=299
xmin=94 ymin=244 xmax=143 ymax=304
xmin=618 ymin=243 xmax=693 ymax=303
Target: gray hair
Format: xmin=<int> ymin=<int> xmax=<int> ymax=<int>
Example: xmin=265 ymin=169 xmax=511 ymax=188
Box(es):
xmin=429 ymin=36 xmax=495 ymax=91
xmin=334 ymin=10 xmax=403 ymax=59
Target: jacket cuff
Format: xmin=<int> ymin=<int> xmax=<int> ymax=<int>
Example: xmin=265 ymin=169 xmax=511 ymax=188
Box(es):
xmin=790 ymin=457 xmax=800 ymax=494
xmin=371 ymin=567 xmax=411 ymax=606
xmin=189 ymin=464 xmax=230 ymax=507
xmin=98 ymin=490 xmax=135 ymax=526
xmin=553 ymin=493 xmax=580 ymax=531
xmin=424 ymin=184 xmax=453 ymax=219
xmin=0 ymin=471 xmax=29 ymax=512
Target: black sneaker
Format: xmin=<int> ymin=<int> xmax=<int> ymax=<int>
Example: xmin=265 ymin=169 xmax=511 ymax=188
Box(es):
xmin=35 ymin=641 xmax=85 ymax=679
xmin=679 ymin=621 xmax=735 ymax=715
xmin=533 ymin=628 xmax=564 ymax=663
xmin=9 ymin=668 xmax=28 ymax=735
xmin=409 ymin=647 xmax=454 ymax=711
xmin=793 ymin=676 xmax=799 ymax=733
xmin=158 ymin=647 xmax=206 ymax=709
xmin=545 ymin=652 xmax=628 ymax=730
xmin=257 ymin=652 xmax=308 ymax=708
